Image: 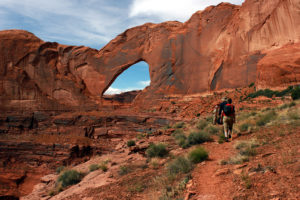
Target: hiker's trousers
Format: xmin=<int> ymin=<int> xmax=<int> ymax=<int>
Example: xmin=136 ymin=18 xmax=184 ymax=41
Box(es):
xmin=223 ymin=115 xmax=234 ymax=135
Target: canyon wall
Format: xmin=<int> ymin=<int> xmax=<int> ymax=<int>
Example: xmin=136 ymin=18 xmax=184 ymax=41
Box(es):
xmin=0 ymin=0 xmax=299 ymax=109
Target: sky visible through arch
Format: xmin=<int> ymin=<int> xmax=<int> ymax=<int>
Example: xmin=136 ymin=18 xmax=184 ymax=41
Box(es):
xmin=0 ymin=0 xmax=244 ymax=94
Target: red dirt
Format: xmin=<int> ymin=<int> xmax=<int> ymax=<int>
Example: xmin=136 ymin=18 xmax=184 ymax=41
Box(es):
xmin=188 ymin=125 xmax=300 ymax=200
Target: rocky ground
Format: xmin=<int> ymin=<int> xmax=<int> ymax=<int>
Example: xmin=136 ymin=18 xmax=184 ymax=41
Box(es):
xmin=1 ymin=86 xmax=298 ymax=200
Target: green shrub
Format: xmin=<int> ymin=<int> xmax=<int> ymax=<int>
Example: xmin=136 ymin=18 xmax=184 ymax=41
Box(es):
xmin=235 ymin=139 xmax=259 ymax=157
xmin=227 ymin=154 xmax=249 ymax=164
xmin=204 ymin=125 xmax=220 ymax=135
xmin=188 ymin=147 xmax=209 ymax=164
xmin=241 ymin=174 xmax=252 ymax=189
xmin=291 ymin=87 xmax=300 ymax=100
xmin=187 ymin=131 xmax=213 ymax=145
xmin=239 ymin=123 xmax=250 ymax=132
xmin=247 ymin=87 xmax=293 ymax=99
xmin=174 ymin=133 xmax=189 ymax=148
xmin=167 ymin=156 xmax=193 ymax=175
xmin=173 ymin=122 xmax=185 ymax=129
xmin=119 ymin=165 xmax=131 ymax=175
xmin=89 ymin=164 xmax=100 ymax=172
xmin=288 ymin=111 xmax=300 ymax=120
xmin=256 ymin=110 xmax=277 ymax=126
xmin=127 ymin=140 xmax=136 ymax=147
xmin=279 ymin=101 xmax=296 ymax=110
xmin=248 ymin=82 xmax=255 ymax=87
xmin=146 ymin=143 xmax=169 ymax=158
xmin=57 ymin=170 xmax=83 ymax=188
xmin=247 ymin=89 xmax=275 ymax=98
xmin=99 ymin=162 xmax=108 ymax=172
xmin=206 ymin=115 xmax=213 ymax=123
xmin=173 ymin=128 xmax=183 ymax=135
xmin=162 ymin=124 xmax=171 ymax=130
xmin=218 ymin=134 xmax=225 ymax=144
xmin=220 ymin=140 xmax=260 ymax=165
xmin=235 ymin=139 xmax=259 ymax=150
xmin=56 ymin=166 xmax=65 ymax=174
xmin=196 ymin=119 xmax=208 ymax=130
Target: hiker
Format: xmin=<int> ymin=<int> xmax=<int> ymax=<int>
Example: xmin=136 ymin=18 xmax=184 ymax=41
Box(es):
xmin=222 ymin=98 xmax=235 ymax=142
xmin=218 ymin=97 xmax=228 ymax=124
xmin=213 ymin=103 xmax=220 ymax=125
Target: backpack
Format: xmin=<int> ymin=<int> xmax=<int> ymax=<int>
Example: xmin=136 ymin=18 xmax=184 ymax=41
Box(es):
xmin=224 ymin=104 xmax=233 ymax=116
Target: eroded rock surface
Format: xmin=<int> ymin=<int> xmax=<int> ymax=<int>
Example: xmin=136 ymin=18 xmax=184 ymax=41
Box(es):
xmin=0 ymin=0 xmax=299 ymax=110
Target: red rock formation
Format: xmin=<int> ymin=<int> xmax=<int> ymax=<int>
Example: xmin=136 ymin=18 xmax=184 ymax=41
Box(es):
xmin=0 ymin=0 xmax=299 ymax=110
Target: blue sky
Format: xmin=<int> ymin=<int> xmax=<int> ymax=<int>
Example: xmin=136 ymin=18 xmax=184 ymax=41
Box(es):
xmin=0 ymin=0 xmax=244 ymax=94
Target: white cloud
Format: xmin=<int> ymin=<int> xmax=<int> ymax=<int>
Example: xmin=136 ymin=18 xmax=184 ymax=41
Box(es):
xmin=104 ymin=87 xmax=123 ymax=95
xmin=104 ymin=81 xmax=150 ymax=95
xmin=104 ymin=87 xmax=142 ymax=95
xmin=129 ymin=0 xmax=245 ymax=22
xmin=0 ymin=0 xmax=129 ymax=48
xmin=139 ymin=80 xmax=150 ymax=86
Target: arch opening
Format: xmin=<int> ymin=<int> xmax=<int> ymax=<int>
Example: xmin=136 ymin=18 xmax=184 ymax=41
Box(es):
xmin=103 ymin=61 xmax=150 ymax=102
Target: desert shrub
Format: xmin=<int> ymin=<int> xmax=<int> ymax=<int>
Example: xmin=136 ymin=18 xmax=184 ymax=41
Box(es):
xmin=187 ymin=131 xmax=213 ymax=145
xmin=146 ymin=143 xmax=168 ymax=158
xmin=279 ymin=101 xmax=296 ymax=110
xmin=188 ymin=147 xmax=208 ymax=164
xmin=173 ymin=133 xmax=189 ymax=148
xmin=150 ymin=158 xmax=160 ymax=169
xmin=247 ymin=89 xmax=275 ymax=98
xmin=56 ymin=166 xmax=65 ymax=174
xmin=158 ymin=175 xmax=191 ymax=200
xmin=221 ymin=140 xmax=259 ymax=165
xmin=247 ymin=87 xmax=293 ymax=99
xmin=196 ymin=119 xmax=208 ymax=130
xmin=127 ymin=140 xmax=136 ymax=147
xmin=119 ymin=165 xmax=131 ymax=175
xmin=204 ymin=125 xmax=220 ymax=135
xmin=235 ymin=139 xmax=259 ymax=150
xmin=206 ymin=115 xmax=214 ymax=123
xmin=162 ymin=124 xmax=171 ymax=130
xmin=275 ymin=86 xmax=293 ymax=97
xmin=89 ymin=164 xmax=100 ymax=172
xmin=239 ymin=123 xmax=250 ymax=132
xmin=227 ymin=154 xmax=250 ymax=164
xmin=291 ymin=87 xmax=300 ymax=100
xmin=241 ymin=173 xmax=252 ymax=189
xmin=235 ymin=139 xmax=259 ymax=156
xmin=173 ymin=128 xmax=183 ymax=135
xmin=218 ymin=133 xmax=225 ymax=144
xmin=173 ymin=122 xmax=185 ymax=129
xmin=99 ymin=163 xmax=108 ymax=172
xmin=256 ymin=110 xmax=277 ymax=126
xmin=248 ymin=82 xmax=255 ymax=87
xmin=128 ymin=182 xmax=146 ymax=193
xmin=289 ymin=101 xmax=296 ymax=107
xmin=167 ymin=156 xmax=193 ymax=175
xmin=57 ymin=170 xmax=83 ymax=188
xmin=287 ymin=111 xmax=300 ymax=120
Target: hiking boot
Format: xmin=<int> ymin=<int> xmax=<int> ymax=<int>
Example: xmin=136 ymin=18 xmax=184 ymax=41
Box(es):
xmin=225 ymin=137 xmax=229 ymax=142
xmin=228 ymin=134 xmax=232 ymax=139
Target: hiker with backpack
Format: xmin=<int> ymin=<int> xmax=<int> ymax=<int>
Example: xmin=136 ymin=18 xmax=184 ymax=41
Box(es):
xmin=213 ymin=97 xmax=228 ymax=125
xmin=222 ymin=98 xmax=235 ymax=142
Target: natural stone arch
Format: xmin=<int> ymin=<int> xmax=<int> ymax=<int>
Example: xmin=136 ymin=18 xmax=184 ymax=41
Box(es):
xmin=102 ymin=60 xmax=151 ymax=95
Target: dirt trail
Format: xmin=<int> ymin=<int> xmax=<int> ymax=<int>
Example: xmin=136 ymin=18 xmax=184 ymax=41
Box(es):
xmin=187 ymin=137 xmax=238 ymax=200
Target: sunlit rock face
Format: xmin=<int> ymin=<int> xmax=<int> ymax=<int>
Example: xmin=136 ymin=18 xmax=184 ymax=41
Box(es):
xmin=1 ymin=0 xmax=299 ymax=109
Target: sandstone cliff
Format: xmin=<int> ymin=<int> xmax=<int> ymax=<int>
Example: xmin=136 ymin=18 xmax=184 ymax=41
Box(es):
xmin=0 ymin=0 xmax=299 ymax=109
